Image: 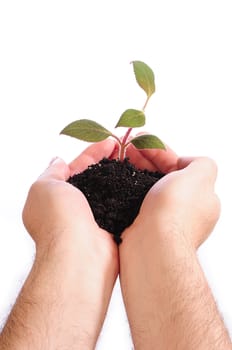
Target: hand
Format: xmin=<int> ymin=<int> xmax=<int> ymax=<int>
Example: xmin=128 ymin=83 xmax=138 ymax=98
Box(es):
xmin=122 ymin=143 xmax=220 ymax=249
xmin=110 ymin=134 xmax=179 ymax=172
xmin=22 ymin=139 xmax=119 ymax=260
xmin=118 ymin=144 xmax=229 ymax=350
xmin=2 ymin=139 xmax=120 ymax=350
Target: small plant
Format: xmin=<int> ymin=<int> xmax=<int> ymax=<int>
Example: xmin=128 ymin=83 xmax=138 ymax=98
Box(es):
xmin=60 ymin=61 xmax=166 ymax=161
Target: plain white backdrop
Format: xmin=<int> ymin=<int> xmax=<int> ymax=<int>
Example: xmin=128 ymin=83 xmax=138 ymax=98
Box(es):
xmin=0 ymin=1 xmax=232 ymax=348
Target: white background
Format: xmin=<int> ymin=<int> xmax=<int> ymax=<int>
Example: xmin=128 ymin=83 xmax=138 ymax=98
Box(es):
xmin=0 ymin=1 xmax=232 ymax=348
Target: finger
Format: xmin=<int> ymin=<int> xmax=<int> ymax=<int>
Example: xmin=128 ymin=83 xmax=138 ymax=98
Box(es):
xmin=39 ymin=157 xmax=71 ymax=181
xmin=124 ymin=131 xmax=158 ymax=170
xmin=105 ymin=134 xmax=158 ymax=170
xmin=179 ymin=156 xmax=218 ymax=186
xmin=124 ymin=131 xmax=178 ymax=172
xmin=124 ymin=143 xmax=158 ymax=171
xmin=177 ymin=156 xmax=198 ymax=169
xmin=109 ymin=142 xmax=120 ymax=160
xmin=69 ymin=138 xmax=117 ymax=175
xmin=134 ymin=143 xmax=178 ymax=173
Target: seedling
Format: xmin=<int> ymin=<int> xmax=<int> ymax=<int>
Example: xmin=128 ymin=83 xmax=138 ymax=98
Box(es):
xmin=60 ymin=61 xmax=166 ymax=161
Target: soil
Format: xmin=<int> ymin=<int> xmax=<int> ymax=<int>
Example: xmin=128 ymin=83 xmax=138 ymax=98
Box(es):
xmin=68 ymin=158 xmax=164 ymax=244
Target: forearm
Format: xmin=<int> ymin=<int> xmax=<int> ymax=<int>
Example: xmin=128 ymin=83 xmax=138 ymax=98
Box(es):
xmin=120 ymin=226 xmax=232 ymax=350
xmin=0 ymin=238 xmax=117 ymax=350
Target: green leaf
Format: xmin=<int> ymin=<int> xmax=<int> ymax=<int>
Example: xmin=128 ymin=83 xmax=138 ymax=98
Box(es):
xmin=115 ymin=109 xmax=145 ymax=128
xmin=130 ymin=134 xmax=166 ymax=150
xmin=60 ymin=119 xmax=112 ymax=142
xmin=132 ymin=61 xmax=155 ymax=98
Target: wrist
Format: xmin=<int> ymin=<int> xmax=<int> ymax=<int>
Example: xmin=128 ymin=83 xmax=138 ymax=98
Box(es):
xmin=122 ymin=216 xmax=196 ymax=258
xmin=35 ymin=226 xmax=119 ymax=281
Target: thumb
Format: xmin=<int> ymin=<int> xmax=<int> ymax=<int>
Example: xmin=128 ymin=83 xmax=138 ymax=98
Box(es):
xmin=39 ymin=157 xmax=71 ymax=181
xmin=178 ymin=156 xmax=218 ymax=187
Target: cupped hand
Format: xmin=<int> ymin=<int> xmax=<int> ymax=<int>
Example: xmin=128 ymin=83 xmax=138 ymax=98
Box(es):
xmin=22 ymin=139 xmax=119 ymax=260
xmin=110 ymin=135 xmax=179 ymax=173
xmin=121 ymin=142 xmax=220 ymax=249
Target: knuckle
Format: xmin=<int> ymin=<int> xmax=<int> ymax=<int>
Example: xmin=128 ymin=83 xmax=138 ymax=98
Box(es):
xmin=199 ymin=156 xmax=218 ymax=174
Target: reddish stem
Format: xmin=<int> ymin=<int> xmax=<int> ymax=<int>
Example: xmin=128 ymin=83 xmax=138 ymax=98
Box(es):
xmin=119 ymin=145 xmax=126 ymax=161
xmin=119 ymin=127 xmax=133 ymax=161
xmin=122 ymin=127 xmax=132 ymax=145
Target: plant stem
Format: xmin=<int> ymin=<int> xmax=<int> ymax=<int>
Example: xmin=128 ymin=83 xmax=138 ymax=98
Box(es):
xmin=110 ymin=133 xmax=125 ymax=161
xmin=142 ymin=96 xmax=150 ymax=111
xmin=119 ymin=144 xmax=126 ymax=161
xmin=110 ymin=134 xmax=122 ymax=145
xmin=118 ymin=127 xmax=133 ymax=161
xmin=122 ymin=127 xmax=132 ymax=145
xmin=118 ymin=95 xmax=151 ymax=161
xmin=124 ymin=139 xmax=134 ymax=148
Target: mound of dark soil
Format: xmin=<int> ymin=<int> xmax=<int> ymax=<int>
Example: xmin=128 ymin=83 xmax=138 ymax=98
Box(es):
xmin=68 ymin=158 xmax=164 ymax=244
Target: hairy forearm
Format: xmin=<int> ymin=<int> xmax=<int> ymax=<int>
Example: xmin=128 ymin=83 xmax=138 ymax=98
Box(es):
xmin=0 ymin=239 xmax=117 ymax=350
xmin=120 ymin=227 xmax=232 ymax=350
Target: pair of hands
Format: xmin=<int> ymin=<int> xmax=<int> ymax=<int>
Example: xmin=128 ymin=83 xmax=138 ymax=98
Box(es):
xmin=22 ymin=138 xmax=220 ymax=271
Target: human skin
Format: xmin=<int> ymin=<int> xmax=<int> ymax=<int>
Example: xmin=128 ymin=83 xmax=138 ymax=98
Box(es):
xmin=0 ymin=139 xmax=119 ymax=350
xmin=119 ymin=144 xmax=232 ymax=349
xmin=0 ymin=138 xmax=231 ymax=349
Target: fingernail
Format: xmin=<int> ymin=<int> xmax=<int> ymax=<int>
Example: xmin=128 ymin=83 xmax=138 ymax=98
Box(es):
xmin=49 ymin=157 xmax=61 ymax=165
